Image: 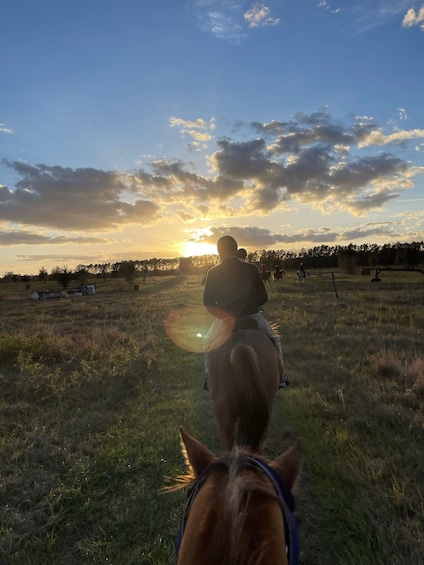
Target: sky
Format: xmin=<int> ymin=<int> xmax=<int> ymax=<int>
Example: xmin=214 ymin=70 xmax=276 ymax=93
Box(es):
xmin=1 ymin=0 xmax=424 ymax=276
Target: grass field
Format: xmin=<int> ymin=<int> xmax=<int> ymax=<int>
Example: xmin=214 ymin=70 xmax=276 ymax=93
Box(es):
xmin=1 ymin=271 xmax=423 ymax=564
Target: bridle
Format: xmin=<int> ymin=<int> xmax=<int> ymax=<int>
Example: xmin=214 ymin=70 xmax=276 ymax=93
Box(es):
xmin=176 ymin=455 xmax=300 ymax=565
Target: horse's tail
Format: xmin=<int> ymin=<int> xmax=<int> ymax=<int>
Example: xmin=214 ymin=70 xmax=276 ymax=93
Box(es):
xmin=229 ymin=344 xmax=270 ymax=451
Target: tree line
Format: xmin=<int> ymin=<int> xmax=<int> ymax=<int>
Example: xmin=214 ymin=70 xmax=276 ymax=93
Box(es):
xmin=2 ymin=241 xmax=424 ymax=285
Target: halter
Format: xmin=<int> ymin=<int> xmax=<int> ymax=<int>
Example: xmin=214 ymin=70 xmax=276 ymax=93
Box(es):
xmin=176 ymin=455 xmax=300 ymax=565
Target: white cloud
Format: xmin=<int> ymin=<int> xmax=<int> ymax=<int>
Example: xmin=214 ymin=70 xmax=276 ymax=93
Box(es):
xmin=402 ymin=5 xmax=424 ymax=29
xmin=169 ymin=116 xmax=216 ymax=151
xmin=189 ymin=0 xmax=247 ymax=42
xmin=317 ymin=1 xmax=340 ymax=14
xmin=398 ymin=107 xmax=408 ymax=120
xmin=189 ymin=1 xmax=279 ymax=40
xmin=357 ymin=128 xmax=424 ymax=147
xmin=244 ymin=4 xmax=279 ymax=28
xmin=0 ymin=123 xmax=13 ymax=134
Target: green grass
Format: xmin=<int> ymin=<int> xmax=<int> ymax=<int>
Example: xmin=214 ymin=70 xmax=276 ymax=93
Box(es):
xmin=0 ymin=271 xmax=423 ymax=564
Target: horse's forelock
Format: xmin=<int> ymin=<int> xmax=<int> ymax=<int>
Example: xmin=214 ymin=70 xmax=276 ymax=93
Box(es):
xmin=223 ymin=450 xmax=285 ymax=564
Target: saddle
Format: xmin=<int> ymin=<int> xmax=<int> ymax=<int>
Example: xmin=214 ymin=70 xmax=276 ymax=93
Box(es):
xmin=232 ymin=316 xmax=259 ymax=333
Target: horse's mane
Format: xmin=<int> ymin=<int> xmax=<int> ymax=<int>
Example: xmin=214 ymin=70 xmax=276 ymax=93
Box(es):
xmin=225 ymin=448 xmax=283 ymax=564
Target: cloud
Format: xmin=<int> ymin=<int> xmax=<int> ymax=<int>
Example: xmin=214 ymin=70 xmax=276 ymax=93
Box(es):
xmin=357 ymin=128 xmax=424 ymax=147
xmin=0 ymin=123 xmax=13 ymax=134
xmin=317 ymin=1 xmax=340 ymax=15
xmin=208 ymin=111 xmax=424 ymax=215
xmin=1 ymin=109 xmax=423 ymax=243
xmin=0 ymin=230 xmax=110 ymax=247
xmin=341 ymin=222 xmax=400 ymax=241
xmin=189 ymin=0 xmax=247 ymax=42
xmin=402 ymin=5 xmax=424 ymax=29
xmin=189 ymin=0 xmax=279 ymax=41
xmin=327 ymin=1 xmax=412 ymax=33
xmin=169 ymin=116 xmax=216 ymax=151
xmin=188 ymin=222 xmax=404 ymax=249
xmin=0 ymin=161 xmax=162 ymax=231
xmin=244 ymin=4 xmax=279 ymax=28
xmin=12 ymin=253 xmax=117 ymax=270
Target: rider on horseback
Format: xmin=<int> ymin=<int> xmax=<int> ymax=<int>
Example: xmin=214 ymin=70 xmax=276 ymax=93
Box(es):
xmin=203 ymin=235 xmax=287 ymax=389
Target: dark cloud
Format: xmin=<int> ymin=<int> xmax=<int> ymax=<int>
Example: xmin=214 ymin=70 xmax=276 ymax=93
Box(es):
xmin=211 ymin=138 xmax=269 ymax=179
xmin=341 ymin=224 xmax=400 ymax=240
xmin=194 ymin=223 xmax=403 ymax=249
xmin=208 ymin=112 xmax=421 ymax=213
xmin=0 ymin=231 xmax=110 ymax=246
xmin=1 ymin=160 xmax=162 ymax=230
xmin=0 ymin=109 xmax=422 ymax=243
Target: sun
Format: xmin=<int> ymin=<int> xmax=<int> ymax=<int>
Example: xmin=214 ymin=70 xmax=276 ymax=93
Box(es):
xmin=180 ymin=241 xmax=217 ymax=258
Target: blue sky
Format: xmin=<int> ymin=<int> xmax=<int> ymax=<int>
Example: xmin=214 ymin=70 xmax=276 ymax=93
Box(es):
xmin=1 ymin=0 xmax=424 ymax=275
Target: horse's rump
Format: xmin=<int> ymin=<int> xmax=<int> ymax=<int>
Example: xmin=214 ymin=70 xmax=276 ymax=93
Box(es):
xmin=209 ymin=329 xmax=280 ymax=451
xmin=229 ymin=342 xmax=270 ymax=449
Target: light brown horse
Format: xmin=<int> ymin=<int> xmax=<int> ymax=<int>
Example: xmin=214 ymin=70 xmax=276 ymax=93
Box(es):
xmin=207 ymin=326 xmax=283 ymax=451
xmin=174 ymin=427 xmax=303 ymax=565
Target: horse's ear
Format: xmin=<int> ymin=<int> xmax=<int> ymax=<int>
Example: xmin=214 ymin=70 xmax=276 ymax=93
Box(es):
xmin=179 ymin=426 xmax=215 ymax=477
xmin=270 ymin=440 xmax=303 ymax=492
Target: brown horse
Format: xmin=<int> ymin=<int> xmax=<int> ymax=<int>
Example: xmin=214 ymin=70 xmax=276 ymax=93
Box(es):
xmin=207 ymin=326 xmax=282 ymax=451
xmin=174 ymin=427 xmax=303 ymax=565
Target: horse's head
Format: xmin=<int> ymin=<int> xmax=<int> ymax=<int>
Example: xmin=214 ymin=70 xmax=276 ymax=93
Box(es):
xmin=175 ymin=427 xmax=303 ymax=565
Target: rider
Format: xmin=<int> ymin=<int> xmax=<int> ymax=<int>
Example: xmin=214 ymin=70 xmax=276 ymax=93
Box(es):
xmin=236 ymin=248 xmax=248 ymax=261
xmin=203 ymin=235 xmax=286 ymax=388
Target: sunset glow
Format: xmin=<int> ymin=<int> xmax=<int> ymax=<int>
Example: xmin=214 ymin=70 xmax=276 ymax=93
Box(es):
xmin=180 ymin=241 xmax=217 ymax=258
xmin=1 ymin=1 xmax=423 ymax=276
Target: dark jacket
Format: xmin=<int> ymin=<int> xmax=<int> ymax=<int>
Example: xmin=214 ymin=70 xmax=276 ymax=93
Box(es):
xmin=203 ymin=257 xmax=268 ymax=317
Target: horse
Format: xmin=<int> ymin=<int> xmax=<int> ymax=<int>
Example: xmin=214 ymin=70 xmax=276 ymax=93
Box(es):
xmin=174 ymin=427 xmax=303 ymax=565
xmin=274 ymin=269 xmax=285 ymax=282
xmin=296 ymin=270 xmax=308 ymax=282
xmin=207 ymin=322 xmax=283 ymax=452
xmin=261 ymin=270 xmax=271 ymax=283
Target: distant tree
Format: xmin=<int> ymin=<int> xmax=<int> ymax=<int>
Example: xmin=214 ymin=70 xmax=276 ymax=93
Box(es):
xmin=247 ymin=250 xmax=260 ymax=263
xmin=119 ymin=261 xmax=137 ymax=284
xmin=3 ymin=272 xmax=17 ymax=282
xmin=404 ymin=242 xmax=421 ymax=269
xmin=75 ymin=265 xmax=89 ymax=285
xmin=338 ymin=245 xmax=358 ymax=274
xmin=111 ymin=262 xmax=121 ymax=278
xmin=179 ymin=257 xmax=193 ymax=274
xmin=38 ymin=267 xmax=48 ymax=283
xmin=51 ymin=266 xmax=73 ymax=289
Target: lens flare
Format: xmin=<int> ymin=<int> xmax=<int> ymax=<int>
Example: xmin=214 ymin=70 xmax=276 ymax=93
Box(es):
xmin=163 ymin=304 xmax=211 ymax=353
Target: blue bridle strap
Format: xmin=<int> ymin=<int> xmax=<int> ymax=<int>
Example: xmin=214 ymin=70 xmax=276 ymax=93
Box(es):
xmin=176 ymin=456 xmax=300 ymax=565
xmin=247 ymin=456 xmax=300 ymax=565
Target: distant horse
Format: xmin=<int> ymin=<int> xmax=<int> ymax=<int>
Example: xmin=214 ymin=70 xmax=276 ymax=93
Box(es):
xmin=174 ymin=427 xmax=303 ymax=565
xmin=296 ymin=270 xmax=308 ymax=282
xmin=274 ymin=269 xmax=285 ymax=282
xmin=261 ymin=270 xmax=271 ymax=283
xmin=207 ymin=324 xmax=282 ymax=451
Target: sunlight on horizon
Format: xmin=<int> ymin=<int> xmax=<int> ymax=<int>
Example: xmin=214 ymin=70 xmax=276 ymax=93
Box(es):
xmin=180 ymin=241 xmax=217 ymax=258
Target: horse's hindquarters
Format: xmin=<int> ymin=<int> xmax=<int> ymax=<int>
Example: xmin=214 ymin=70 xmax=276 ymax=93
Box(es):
xmin=208 ymin=330 xmax=280 ymax=450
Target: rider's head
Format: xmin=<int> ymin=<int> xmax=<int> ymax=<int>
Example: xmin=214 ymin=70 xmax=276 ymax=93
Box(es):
xmin=237 ymin=248 xmax=247 ymax=261
xmin=217 ymin=235 xmax=238 ymax=258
